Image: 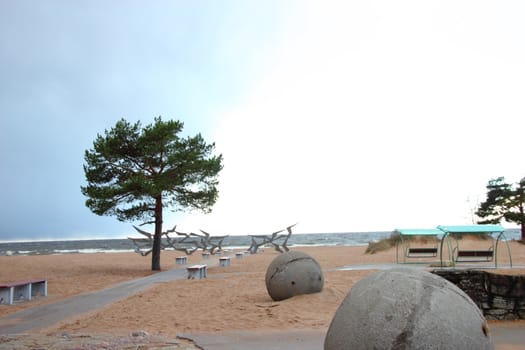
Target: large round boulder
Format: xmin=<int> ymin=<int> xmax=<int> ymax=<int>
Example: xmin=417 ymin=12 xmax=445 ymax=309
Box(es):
xmin=265 ymin=251 xmax=324 ymax=301
xmin=324 ymin=268 xmax=493 ymax=350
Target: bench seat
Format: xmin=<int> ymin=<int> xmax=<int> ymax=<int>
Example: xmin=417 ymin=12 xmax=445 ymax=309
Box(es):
xmin=175 ymin=256 xmax=188 ymax=265
xmin=456 ymin=250 xmax=493 ymax=262
xmin=219 ymin=256 xmax=231 ymax=267
xmin=406 ymin=247 xmax=438 ymax=258
xmin=186 ymin=264 xmax=207 ymax=279
xmin=0 ymin=279 xmax=47 ymax=305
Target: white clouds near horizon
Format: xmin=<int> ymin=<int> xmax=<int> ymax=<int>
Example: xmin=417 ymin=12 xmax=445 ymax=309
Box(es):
xmin=176 ymin=1 xmax=525 ymax=235
xmin=1 ymin=1 xmax=524 ymax=240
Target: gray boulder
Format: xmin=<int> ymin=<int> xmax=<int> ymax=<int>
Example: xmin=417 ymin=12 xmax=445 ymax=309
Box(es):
xmin=265 ymin=251 xmax=324 ymax=301
xmin=324 ymin=268 xmax=493 ymax=350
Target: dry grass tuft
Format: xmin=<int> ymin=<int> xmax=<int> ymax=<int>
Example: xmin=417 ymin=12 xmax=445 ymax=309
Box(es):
xmin=365 ymin=233 xmax=400 ymax=254
xmin=454 ymin=233 xmax=492 ymax=241
xmin=365 ymin=232 xmax=442 ymax=254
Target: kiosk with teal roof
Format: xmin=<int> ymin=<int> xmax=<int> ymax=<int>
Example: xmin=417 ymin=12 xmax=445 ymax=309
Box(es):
xmin=395 ymin=228 xmax=452 ymax=264
xmin=437 ymin=224 xmax=512 ymax=268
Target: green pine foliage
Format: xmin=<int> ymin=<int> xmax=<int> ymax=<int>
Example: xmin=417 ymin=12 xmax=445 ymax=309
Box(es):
xmin=81 ymin=117 xmax=223 ymax=270
xmin=476 ymin=176 xmax=525 ymax=241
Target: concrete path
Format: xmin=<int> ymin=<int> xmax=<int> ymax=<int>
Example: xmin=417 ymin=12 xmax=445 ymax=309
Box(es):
xmin=182 ymin=324 xmax=525 ymax=350
xmin=0 ymin=265 xmax=195 ymax=334
xmin=182 ymin=329 xmax=326 ymax=350
xmin=340 ymin=263 xmax=522 ymax=271
xmin=490 ymin=322 xmax=525 ymax=347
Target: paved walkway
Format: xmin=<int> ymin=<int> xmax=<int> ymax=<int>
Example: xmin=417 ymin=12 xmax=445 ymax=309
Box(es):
xmin=340 ymin=263 xmax=522 ymax=271
xmin=183 ymin=327 xmax=525 ymax=350
xmin=0 ymin=264 xmax=194 ymax=334
xmin=182 ymin=329 xmax=326 ymax=350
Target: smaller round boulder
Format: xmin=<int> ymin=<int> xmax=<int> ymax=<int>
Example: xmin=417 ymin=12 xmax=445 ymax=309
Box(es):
xmin=265 ymin=251 xmax=324 ymax=301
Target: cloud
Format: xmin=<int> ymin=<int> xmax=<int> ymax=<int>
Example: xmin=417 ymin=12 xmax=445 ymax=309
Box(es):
xmin=176 ymin=1 xmax=525 ymax=235
xmin=1 ymin=1 xmax=524 ymax=240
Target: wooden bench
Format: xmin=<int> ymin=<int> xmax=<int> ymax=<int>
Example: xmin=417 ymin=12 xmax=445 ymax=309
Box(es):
xmin=406 ymin=247 xmax=438 ymax=258
xmin=456 ymin=249 xmax=494 ymax=262
xmin=201 ymin=252 xmax=210 ymax=259
xmin=175 ymin=256 xmax=188 ymax=265
xmin=187 ymin=264 xmax=207 ymax=279
xmin=0 ymin=279 xmax=47 ymax=305
xmin=219 ymin=256 xmax=231 ymax=267
xmin=235 ymin=252 xmax=244 ymax=259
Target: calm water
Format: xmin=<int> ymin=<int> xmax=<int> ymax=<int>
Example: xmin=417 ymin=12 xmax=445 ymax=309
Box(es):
xmin=0 ymin=229 xmax=521 ymax=256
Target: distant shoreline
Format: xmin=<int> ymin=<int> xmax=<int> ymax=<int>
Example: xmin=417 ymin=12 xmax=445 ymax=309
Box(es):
xmin=1 ymin=229 xmax=523 ymax=256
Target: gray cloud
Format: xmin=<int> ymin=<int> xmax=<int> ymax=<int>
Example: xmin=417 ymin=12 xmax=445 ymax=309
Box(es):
xmin=0 ymin=1 xmax=288 ymax=240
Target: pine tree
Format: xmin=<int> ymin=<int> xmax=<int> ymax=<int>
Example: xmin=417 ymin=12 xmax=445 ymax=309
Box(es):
xmin=476 ymin=176 xmax=525 ymax=241
xmin=81 ymin=117 xmax=223 ymax=270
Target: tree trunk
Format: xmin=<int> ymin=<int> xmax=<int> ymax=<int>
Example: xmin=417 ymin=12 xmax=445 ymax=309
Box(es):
xmin=151 ymin=196 xmax=163 ymax=271
xmin=516 ymin=201 xmax=525 ymax=243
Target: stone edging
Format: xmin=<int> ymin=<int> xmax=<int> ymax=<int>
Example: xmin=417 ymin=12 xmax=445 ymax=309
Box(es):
xmin=432 ymin=270 xmax=525 ymax=320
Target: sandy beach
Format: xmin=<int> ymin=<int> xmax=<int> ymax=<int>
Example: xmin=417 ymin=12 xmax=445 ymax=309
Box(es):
xmin=0 ymin=240 xmax=524 ymax=349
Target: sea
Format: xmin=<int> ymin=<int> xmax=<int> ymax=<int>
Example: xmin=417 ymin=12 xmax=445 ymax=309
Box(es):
xmin=0 ymin=229 xmax=521 ymax=256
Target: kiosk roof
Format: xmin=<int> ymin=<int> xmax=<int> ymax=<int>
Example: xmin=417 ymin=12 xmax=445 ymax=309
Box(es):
xmin=395 ymin=228 xmax=443 ymax=236
xmin=437 ymin=224 xmax=505 ymax=234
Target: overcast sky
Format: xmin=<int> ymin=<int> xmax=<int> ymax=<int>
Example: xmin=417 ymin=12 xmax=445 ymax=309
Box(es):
xmin=1 ymin=1 xmax=524 ymax=241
